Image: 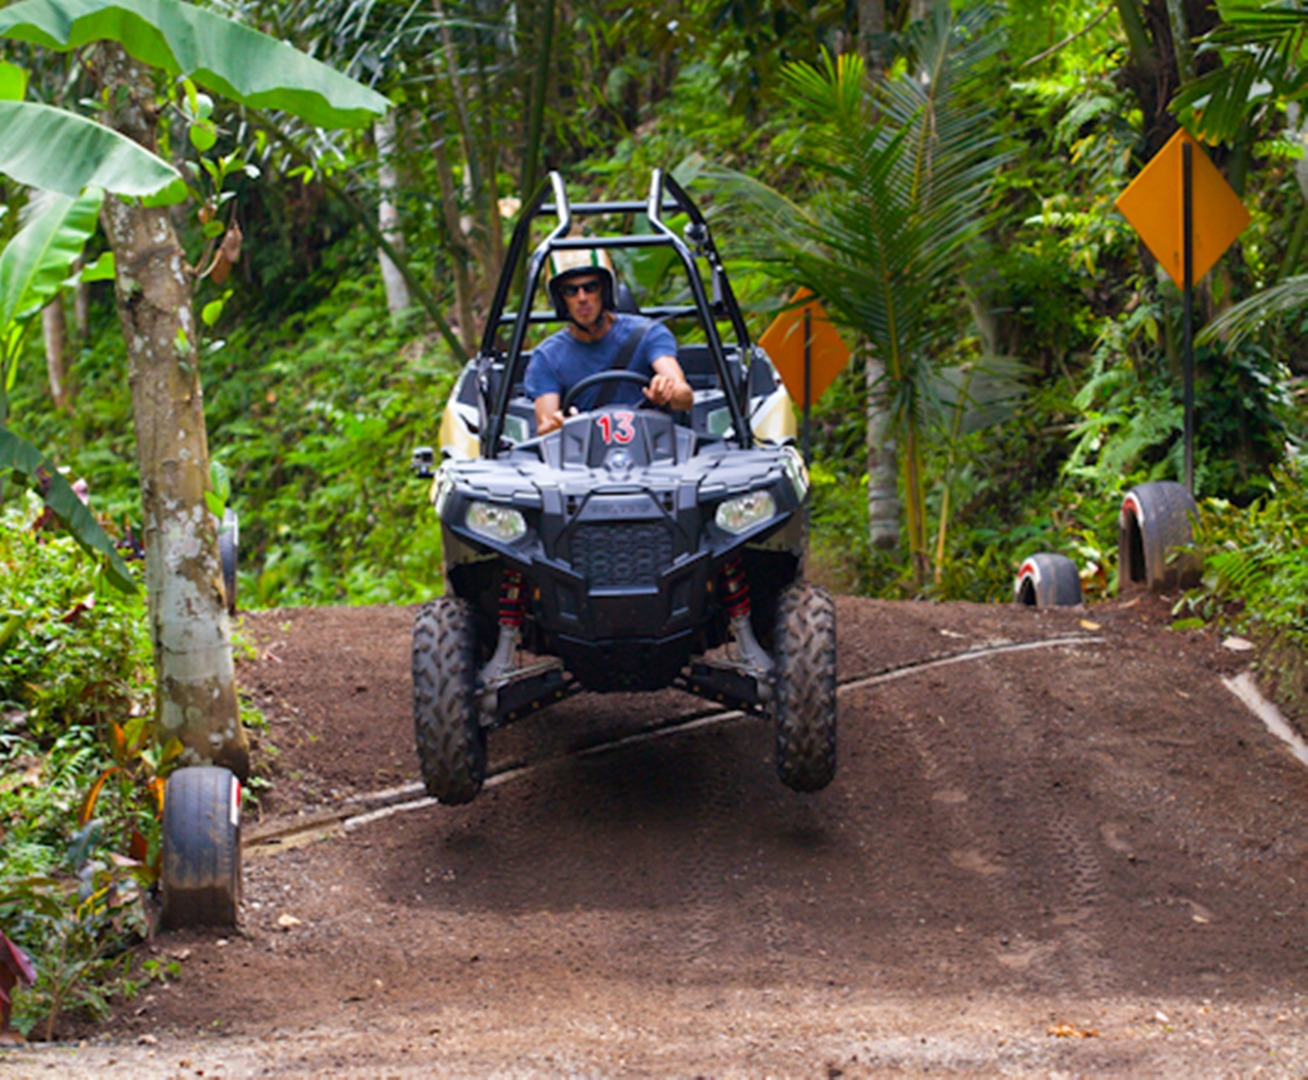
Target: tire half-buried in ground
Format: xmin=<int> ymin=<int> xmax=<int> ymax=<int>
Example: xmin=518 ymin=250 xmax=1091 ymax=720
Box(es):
xmin=771 ymin=581 xmax=837 ymax=792
xmin=1014 ymin=553 xmax=1082 ymax=607
xmin=1118 ymin=481 xmax=1202 ymax=593
xmin=161 ymin=765 xmax=242 ymax=929
xmin=413 ymin=597 xmax=487 ymax=805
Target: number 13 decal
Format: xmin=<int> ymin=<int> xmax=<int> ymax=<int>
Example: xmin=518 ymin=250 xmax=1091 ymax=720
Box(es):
xmin=596 ymin=411 xmax=635 ymax=444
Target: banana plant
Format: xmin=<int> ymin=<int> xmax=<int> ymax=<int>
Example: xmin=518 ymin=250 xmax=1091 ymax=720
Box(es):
xmin=0 ymin=56 xmax=179 ymax=593
xmin=0 ymin=0 xmax=389 ymax=777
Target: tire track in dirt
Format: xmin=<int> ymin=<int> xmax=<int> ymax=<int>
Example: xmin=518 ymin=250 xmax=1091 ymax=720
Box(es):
xmin=941 ymin=646 xmax=1116 ymax=997
xmin=860 ymin=642 xmax=1117 ymax=997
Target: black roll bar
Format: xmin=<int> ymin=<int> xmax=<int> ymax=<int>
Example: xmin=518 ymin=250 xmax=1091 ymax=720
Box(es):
xmin=481 ymin=170 xmax=753 ymax=457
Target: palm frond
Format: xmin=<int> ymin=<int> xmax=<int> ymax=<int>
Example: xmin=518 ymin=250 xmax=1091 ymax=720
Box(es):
xmin=1197 ymin=274 xmax=1308 ymax=347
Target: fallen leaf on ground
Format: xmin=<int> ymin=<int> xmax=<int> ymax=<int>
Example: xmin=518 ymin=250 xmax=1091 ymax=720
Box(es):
xmin=1048 ymin=1024 xmax=1098 ymax=1038
xmin=1222 ymin=636 xmax=1255 ymax=651
xmin=1080 ymin=620 xmax=1101 ymax=630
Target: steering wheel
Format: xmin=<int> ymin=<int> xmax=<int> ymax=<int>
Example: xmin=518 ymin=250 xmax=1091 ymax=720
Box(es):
xmin=560 ymin=370 xmax=654 ymax=415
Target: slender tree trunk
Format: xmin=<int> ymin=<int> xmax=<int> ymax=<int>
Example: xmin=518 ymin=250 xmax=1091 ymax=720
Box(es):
xmin=858 ymin=1 xmax=899 ymax=554
xmin=374 ymin=114 xmax=412 ymax=317
xmin=901 ymin=420 xmax=929 ymax=587
xmin=519 ymin=0 xmax=554 ymax=206
xmin=434 ymin=136 xmax=479 ymax=354
xmin=42 ymin=299 xmax=69 ymax=411
xmin=1163 ymin=0 xmax=1194 ymax=81
xmin=73 ymin=276 xmax=89 ymax=339
xmin=98 ymin=44 xmax=249 ymax=779
xmin=858 ymin=0 xmax=886 ymax=79
xmin=864 ymin=352 xmax=900 ymax=549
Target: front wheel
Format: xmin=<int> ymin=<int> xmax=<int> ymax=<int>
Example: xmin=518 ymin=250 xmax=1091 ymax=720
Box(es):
xmin=413 ymin=598 xmax=487 ymax=805
xmin=771 ymin=582 xmax=837 ymax=793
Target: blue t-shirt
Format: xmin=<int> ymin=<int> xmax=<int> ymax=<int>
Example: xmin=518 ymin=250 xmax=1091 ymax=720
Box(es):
xmin=523 ymin=314 xmax=677 ymax=411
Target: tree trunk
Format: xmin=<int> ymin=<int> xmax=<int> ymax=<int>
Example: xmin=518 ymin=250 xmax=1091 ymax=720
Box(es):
xmin=41 ymin=299 xmax=69 ymax=411
xmin=374 ymin=114 xmax=412 ymax=317
xmin=519 ymin=0 xmax=554 ymax=204
xmin=97 ymin=44 xmax=249 ymax=779
xmin=858 ymin=0 xmax=886 ymax=79
xmin=433 ymin=135 xmax=479 ymax=354
xmin=865 ymin=352 xmax=900 ymax=549
xmin=73 ymin=276 xmax=89 ymax=339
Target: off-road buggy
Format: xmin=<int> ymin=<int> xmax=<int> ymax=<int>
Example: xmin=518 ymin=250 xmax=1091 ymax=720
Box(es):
xmin=410 ymin=170 xmax=835 ymax=804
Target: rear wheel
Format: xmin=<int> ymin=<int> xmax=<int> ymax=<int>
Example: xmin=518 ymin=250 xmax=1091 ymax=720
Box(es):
xmin=771 ymin=582 xmax=837 ymax=793
xmin=413 ymin=598 xmax=486 ymax=805
xmin=160 ymin=766 xmax=241 ymax=929
xmin=1014 ymin=553 xmax=1082 ymax=607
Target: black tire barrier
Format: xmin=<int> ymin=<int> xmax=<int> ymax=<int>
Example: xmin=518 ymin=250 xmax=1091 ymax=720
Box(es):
xmin=1118 ymin=481 xmax=1202 ymax=594
xmin=161 ymin=766 xmax=242 ymax=929
xmin=1013 ymin=553 xmax=1082 ymax=607
xmin=218 ymin=508 xmax=239 ymax=616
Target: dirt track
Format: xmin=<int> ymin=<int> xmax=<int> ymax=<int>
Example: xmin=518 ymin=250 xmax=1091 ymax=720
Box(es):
xmin=7 ymin=595 xmax=1308 ymax=1077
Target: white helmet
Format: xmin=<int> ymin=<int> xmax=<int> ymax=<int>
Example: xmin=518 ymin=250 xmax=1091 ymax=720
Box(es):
xmin=546 ymin=247 xmax=616 ymax=318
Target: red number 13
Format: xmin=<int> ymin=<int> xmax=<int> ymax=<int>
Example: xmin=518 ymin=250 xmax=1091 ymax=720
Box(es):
xmin=596 ymin=411 xmax=635 ymax=444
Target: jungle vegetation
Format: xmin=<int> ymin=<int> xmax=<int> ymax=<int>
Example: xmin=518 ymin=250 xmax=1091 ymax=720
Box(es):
xmin=0 ymin=0 xmax=1304 ymax=1038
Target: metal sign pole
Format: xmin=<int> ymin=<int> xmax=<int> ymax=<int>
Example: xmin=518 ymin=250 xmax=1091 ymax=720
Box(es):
xmin=802 ymin=305 xmax=813 ymax=463
xmin=1182 ymin=140 xmax=1195 ymax=495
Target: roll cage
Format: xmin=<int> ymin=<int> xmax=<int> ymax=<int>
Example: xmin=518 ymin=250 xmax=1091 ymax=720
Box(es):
xmin=477 ymin=170 xmax=755 ymax=458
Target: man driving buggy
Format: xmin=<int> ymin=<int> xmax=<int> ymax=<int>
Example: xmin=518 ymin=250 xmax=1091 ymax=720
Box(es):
xmin=524 ymin=248 xmax=693 ymax=436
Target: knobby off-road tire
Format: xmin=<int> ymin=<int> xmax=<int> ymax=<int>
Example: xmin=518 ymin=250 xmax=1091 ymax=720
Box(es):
xmin=160 ymin=766 xmax=242 ymax=929
xmin=413 ymin=598 xmax=486 ymax=805
xmin=1013 ymin=553 xmax=1082 ymax=607
xmin=1118 ymin=481 xmax=1202 ymax=594
xmin=771 ymin=582 xmax=837 ymax=793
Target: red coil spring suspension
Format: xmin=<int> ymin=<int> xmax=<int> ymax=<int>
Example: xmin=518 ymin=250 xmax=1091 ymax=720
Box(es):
xmin=719 ymin=557 xmax=751 ymax=621
xmin=498 ymin=570 xmax=526 ymax=628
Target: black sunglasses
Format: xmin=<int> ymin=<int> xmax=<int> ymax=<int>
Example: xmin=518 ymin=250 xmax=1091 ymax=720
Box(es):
xmin=559 ymin=279 xmax=602 ymax=298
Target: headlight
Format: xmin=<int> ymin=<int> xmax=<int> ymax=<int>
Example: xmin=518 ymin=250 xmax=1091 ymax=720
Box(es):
xmin=432 ymin=470 xmax=455 ymax=516
xmin=715 ymin=490 xmax=776 ymax=534
xmin=465 ymin=501 xmax=527 ymax=542
xmin=781 ymin=445 xmax=810 ymax=500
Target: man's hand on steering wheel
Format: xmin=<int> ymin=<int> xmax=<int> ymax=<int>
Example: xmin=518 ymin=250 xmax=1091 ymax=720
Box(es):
xmin=643 ymin=372 xmax=681 ymax=408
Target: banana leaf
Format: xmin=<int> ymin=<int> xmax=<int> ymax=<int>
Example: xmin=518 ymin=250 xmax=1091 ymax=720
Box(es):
xmin=0 ymin=101 xmax=182 ymax=201
xmin=0 ymin=0 xmax=390 ymax=129
xmin=0 ymin=427 xmax=138 ymax=594
xmin=0 ymin=188 xmax=104 ymax=346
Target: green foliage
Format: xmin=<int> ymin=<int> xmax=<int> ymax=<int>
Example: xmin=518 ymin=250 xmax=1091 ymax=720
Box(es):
xmin=0 ymin=498 xmax=165 ymax=1039
xmin=0 ymin=101 xmax=182 ymax=202
xmin=0 ymin=496 xmax=151 ymax=740
xmin=727 ymin=3 xmax=1013 ymax=585
xmin=1180 ymin=461 xmax=1308 ymax=720
xmin=0 ymin=189 xmax=137 ymax=590
xmin=1171 ymin=0 xmax=1307 ymax=146
xmin=204 ymin=269 xmax=455 ymax=607
xmin=0 ymin=0 xmax=390 ymax=130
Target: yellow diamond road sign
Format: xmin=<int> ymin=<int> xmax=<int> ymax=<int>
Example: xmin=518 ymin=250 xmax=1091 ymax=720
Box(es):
xmin=758 ymin=289 xmax=851 ymax=410
xmin=1115 ymin=128 xmax=1250 ymax=289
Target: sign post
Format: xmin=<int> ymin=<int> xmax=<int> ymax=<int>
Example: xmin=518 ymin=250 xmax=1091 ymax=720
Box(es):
xmin=1114 ymin=128 xmax=1250 ymax=493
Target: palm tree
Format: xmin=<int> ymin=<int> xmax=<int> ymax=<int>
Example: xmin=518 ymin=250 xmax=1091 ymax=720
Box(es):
xmin=727 ymin=2 xmax=1011 ymax=586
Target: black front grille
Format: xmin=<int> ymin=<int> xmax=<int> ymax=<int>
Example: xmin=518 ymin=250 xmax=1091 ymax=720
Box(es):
xmin=570 ymin=522 xmax=673 ymax=587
